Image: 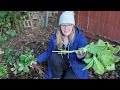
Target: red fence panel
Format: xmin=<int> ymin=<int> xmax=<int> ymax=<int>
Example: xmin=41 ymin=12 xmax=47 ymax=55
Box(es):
xmin=76 ymin=11 xmax=120 ymax=45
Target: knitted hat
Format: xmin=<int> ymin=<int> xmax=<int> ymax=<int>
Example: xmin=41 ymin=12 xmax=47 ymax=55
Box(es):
xmin=59 ymin=11 xmax=75 ymax=25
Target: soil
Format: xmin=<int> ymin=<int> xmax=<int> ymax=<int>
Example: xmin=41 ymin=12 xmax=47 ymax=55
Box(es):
xmin=8 ymin=12 xmax=58 ymax=79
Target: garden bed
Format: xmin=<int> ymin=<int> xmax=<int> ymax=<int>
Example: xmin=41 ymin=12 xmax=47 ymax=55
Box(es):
xmin=0 ymin=11 xmax=119 ymax=79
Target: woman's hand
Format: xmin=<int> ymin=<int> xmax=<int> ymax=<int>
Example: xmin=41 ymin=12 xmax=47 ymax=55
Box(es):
xmin=30 ymin=61 xmax=42 ymax=71
xmin=76 ymin=51 xmax=86 ymax=59
xmin=76 ymin=48 xmax=87 ymax=59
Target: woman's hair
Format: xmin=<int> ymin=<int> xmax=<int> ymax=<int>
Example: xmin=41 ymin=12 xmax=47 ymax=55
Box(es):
xmin=56 ymin=27 xmax=75 ymax=49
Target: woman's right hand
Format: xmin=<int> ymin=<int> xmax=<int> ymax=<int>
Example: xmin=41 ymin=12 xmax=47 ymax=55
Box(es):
xmin=30 ymin=61 xmax=42 ymax=71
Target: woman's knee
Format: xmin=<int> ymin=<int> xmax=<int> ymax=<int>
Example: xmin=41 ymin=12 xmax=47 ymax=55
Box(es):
xmin=49 ymin=53 xmax=63 ymax=64
xmin=63 ymin=68 xmax=78 ymax=79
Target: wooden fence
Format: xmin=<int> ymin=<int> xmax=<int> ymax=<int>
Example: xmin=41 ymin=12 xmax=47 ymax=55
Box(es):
xmin=75 ymin=11 xmax=120 ymax=45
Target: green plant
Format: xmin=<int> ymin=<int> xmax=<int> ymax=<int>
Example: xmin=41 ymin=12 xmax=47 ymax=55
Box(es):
xmin=0 ymin=11 xmax=28 ymax=44
xmin=0 ymin=63 xmax=8 ymax=79
xmin=0 ymin=11 xmax=29 ymax=66
xmin=11 ymin=49 xmax=37 ymax=76
xmin=52 ymin=39 xmax=120 ymax=75
xmin=3 ymin=48 xmax=16 ymax=65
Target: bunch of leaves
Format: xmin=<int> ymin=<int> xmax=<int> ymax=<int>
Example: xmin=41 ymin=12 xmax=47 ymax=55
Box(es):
xmin=82 ymin=39 xmax=120 ymax=74
xmin=52 ymin=39 xmax=120 ymax=75
xmin=10 ymin=49 xmax=37 ymax=76
xmin=0 ymin=63 xmax=8 ymax=79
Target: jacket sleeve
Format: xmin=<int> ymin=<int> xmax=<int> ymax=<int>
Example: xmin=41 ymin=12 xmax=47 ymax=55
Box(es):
xmin=37 ymin=36 xmax=54 ymax=63
xmin=77 ymin=31 xmax=88 ymax=48
xmin=76 ymin=31 xmax=88 ymax=62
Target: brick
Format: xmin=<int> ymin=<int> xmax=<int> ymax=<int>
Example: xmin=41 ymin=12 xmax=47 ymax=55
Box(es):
xmin=48 ymin=11 xmax=58 ymax=17
xmin=23 ymin=20 xmax=33 ymax=28
xmin=29 ymin=11 xmax=39 ymax=19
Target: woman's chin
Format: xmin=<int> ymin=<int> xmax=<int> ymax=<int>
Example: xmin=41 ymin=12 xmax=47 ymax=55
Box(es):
xmin=64 ymin=33 xmax=70 ymax=36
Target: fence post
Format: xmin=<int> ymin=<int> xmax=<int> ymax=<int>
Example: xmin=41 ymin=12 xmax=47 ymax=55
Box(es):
xmin=45 ymin=11 xmax=49 ymax=27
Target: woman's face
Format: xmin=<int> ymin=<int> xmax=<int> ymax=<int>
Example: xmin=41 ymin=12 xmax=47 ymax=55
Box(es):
xmin=60 ymin=24 xmax=74 ymax=36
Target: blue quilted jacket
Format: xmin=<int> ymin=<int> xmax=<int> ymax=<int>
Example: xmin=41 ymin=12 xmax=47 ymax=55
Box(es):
xmin=37 ymin=27 xmax=88 ymax=79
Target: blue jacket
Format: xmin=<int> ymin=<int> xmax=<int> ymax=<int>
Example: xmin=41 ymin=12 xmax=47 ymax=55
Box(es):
xmin=37 ymin=27 xmax=88 ymax=79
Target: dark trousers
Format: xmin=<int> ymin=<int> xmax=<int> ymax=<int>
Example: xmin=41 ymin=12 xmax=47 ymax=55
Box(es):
xmin=49 ymin=53 xmax=77 ymax=79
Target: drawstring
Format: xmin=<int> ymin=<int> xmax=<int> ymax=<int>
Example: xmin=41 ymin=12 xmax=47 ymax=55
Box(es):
xmin=61 ymin=54 xmax=63 ymax=59
xmin=67 ymin=43 xmax=70 ymax=59
xmin=61 ymin=38 xmax=70 ymax=59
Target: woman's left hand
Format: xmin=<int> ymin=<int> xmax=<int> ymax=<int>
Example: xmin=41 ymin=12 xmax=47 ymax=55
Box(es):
xmin=76 ymin=51 xmax=87 ymax=59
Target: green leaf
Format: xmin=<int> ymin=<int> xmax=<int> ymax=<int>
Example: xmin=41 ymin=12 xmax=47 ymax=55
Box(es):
xmin=6 ymin=48 xmax=12 ymax=53
xmin=13 ymin=64 xmax=18 ymax=68
xmin=24 ymin=66 xmax=29 ymax=73
xmin=18 ymin=63 xmax=24 ymax=67
xmin=93 ymin=62 xmax=103 ymax=75
xmin=109 ymin=46 xmax=120 ymax=54
xmin=20 ymin=55 xmax=27 ymax=61
xmin=6 ymin=31 xmax=11 ymax=35
xmin=7 ymin=55 xmax=13 ymax=61
xmin=82 ymin=59 xmax=94 ymax=70
xmin=1 ymin=42 xmax=7 ymax=48
xmin=96 ymin=39 xmax=106 ymax=46
xmin=93 ymin=55 xmax=105 ymax=74
xmin=106 ymin=63 xmax=115 ymax=71
xmin=85 ymin=52 xmax=92 ymax=58
xmin=15 ymin=52 xmax=20 ymax=56
xmin=0 ymin=12 xmax=7 ymax=17
xmin=28 ymin=55 xmax=33 ymax=59
xmin=10 ymin=68 xmax=15 ymax=71
xmin=0 ymin=48 xmax=4 ymax=55
xmin=0 ymin=63 xmax=8 ymax=78
xmin=83 ymin=58 xmax=92 ymax=64
xmin=10 ymin=38 xmax=13 ymax=42
xmin=18 ymin=66 xmax=24 ymax=72
xmin=87 ymin=45 xmax=107 ymax=54
xmin=101 ymin=49 xmax=118 ymax=64
xmin=0 ymin=34 xmax=7 ymax=42
xmin=100 ymin=54 xmax=113 ymax=65
xmin=10 ymin=32 xmax=15 ymax=37
xmin=114 ymin=56 xmax=120 ymax=63
xmin=13 ymin=70 xmax=17 ymax=75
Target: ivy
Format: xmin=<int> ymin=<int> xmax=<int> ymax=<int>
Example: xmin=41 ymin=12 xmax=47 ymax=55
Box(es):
xmin=0 ymin=11 xmax=28 ymax=43
xmin=0 ymin=63 xmax=8 ymax=79
xmin=10 ymin=48 xmax=37 ymax=76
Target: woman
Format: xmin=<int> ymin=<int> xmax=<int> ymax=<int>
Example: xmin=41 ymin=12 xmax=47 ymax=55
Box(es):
xmin=32 ymin=11 xmax=88 ymax=79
